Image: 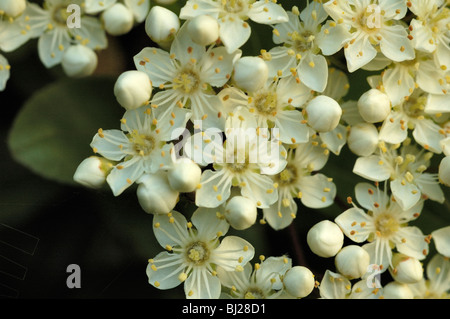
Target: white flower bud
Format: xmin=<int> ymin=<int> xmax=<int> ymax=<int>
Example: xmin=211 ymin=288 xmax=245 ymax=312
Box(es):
xmin=357 ymin=89 xmax=391 ymax=123
xmin=61 ymin=45 xmax=98 ymax=78
xmin=382 ymin=282 xmax=414 ymax=299
xmin=114 ymin=70 xmax=152 ymax=110
xmin=187 ymin=15 xmax=219 ymax=46
xmin=283 ymin=266 xmax=315 ymax=298
xmin=224 ymin=196 xmax=257 ymax=230
xmin=145 ymin=6 xmax=180 ymax=50
xmin=136 ymin=172 xmax=179 ymax=215
xmin=305 ymin=96 xmax=342 ymax=132
xmin=307 ymin=220 xmax=344 ymax=258
xmin=167 ymin=158 xmax=202 ymax=193
xmin=0 ymin=0 xmax=26 ymax=17
xmin=102 ymin=3 xmax=134 ymax=36
xmin=439 ymin=156 xmax=450 ymax=187
xmin=73 ymin=156 xmax=110 ymax=189
xmin=335 ymin=245 xmax=370 ymax=279
xmin=389 ymin=253 xmax=423 ymax=284
xmin=347 ymin=122 xmax=379 ymax=156
xmin=233 ymin=56 xmax=269 ymax=92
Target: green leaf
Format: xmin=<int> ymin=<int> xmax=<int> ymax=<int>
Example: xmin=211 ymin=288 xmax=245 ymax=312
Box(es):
xmin=7 ymin=76 xmax=123 ymax=186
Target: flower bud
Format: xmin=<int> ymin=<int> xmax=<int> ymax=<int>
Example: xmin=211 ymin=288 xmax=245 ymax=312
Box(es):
xmin=73 ymin=156 xmax=110 ymax=189
xmin=389 ymin=253 xmax=423 ymax=284
xmin=136 ymin=172 xmax=179 ymax=215
xmin=187 ymin=15 xmax=219 ymax=46
xmin=382 ymin=282 xmax=414 ymax=299
xmin=347 ymin=122 xmax=379 ymax=156
xmin=102 ymin=3 xmax=134 ymax=36
xmin=114 ymin=70 xmax=152 ymax=110
xmin=145 ymin=6 xmax=180 ymax=50
xmin=0 ymin=0 xmax=26 ymax=17
xmin=357 ymin=89 xmax=391 ymax=123
xmin=283 ymin=266 xmax=315 ymax=298
xmin=305 ymin=96 xmax=342 ymax=132
xmin=307 ymin=220 xmax=344 ymax=258
xmin=233 ymin=56 xmax=269 ymax=92
xmin=167 ymin=158 xmax=202 ymax=193
xmin=335 ymin=245 xmax=370 ymax=279
xmin=224 ymin=196 xmax=257 ymax=230
xmin=61 ymin=44 xmax=98 ymax=78
xmin=439 ymin=156 xmax=450 ymax=187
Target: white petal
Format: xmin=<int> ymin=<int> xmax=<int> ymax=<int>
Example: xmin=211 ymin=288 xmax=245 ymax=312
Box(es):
xmin=248 ymin=0 xmax=289 ymax=24
xmin=153 ymin=210 xmax=189 ymax=247
xmin=0 ymin=54 xmax=10 ymax=91
xmin=38 ymin=29 xmax=72 ymax=68
xmin=184 ymin=268 xmax=221 ymax=299
xmin=298 ymin=174 xmax=336 ymax=208
xmin=353 ymin=155 xmax=392 ymax=181
xmin=263 ymin=196 xmax=297 ymax=230
xmin=319 ymin=124 xmax=347 ymax=155
xmin=72 ymin=16 xmax=108 ymax=50
xmin=90 ymin=129 xmax=130 ymax=161
xmin=317 ymin=20 xmax=351 ymax=56
xmin=106 ymin=156 xmax=144 ymax=196
xmin=240 ymin=172 xmax=278 ymax=208
xmin=146 ymin=251 xmax=184 ymax=290
xmin=382 ymin=66 xmax=415 ymax=106
xmin=344 ymin=32 xmax=378 ymax=73
xmin=275 ymin=110 xmax=309 ymax=145
xmin=179 ymin=0 xmax=220 ymax=19
xmin=297 ymin=53 xmax=328 ymax=92
xmin=212 ymin=236 xmax=255 ymax=271
xmin=276 ymin=75 xmax=312 ymax=108
xmin=170 ymin=22 xmax=205 ymax=65
xmin=200 ymin=46 xmax=241 ymax=87
xmin=355 ymin=182 xmax=389 ymax=212
xmin=378 ymin=112 xmax=408 ymax=145
xmin=218 ymin=17 xmax=251 ymax=53
xmin=272 ymin=11 xmax=300 ymax=44
xmin=362 ymin=240 xmax=392 ymax=272
xmin=390 ymin=178 xmax=421 ymax=211
xmin=191 ymin=206 xmax=229 ymax=240
xmin=195 ymin=169 xmax=232 ymax=208
xmin=410 ymin=19 xmax=436 ymax=53
xmin=412 ymin=119 xmax=444 ymax=154
xmin=123 ymin=0 xmax=150 ymax=22
xmin=379 ymin=25 xmax=415 ymax=62
xmin=134 ymin=48 xmax=175 ymax=86
xmin=84 ymin=0 xmax=116 ymax=14
xmin=395 ymin=227 xmax=429 ymax=260
xmin=319 ymin=270 xmax=351 ymax=299
xmin=425 ymin=94 xmax=450 ymax=114
xmin=415 ymin=173 xmax=445 ymax=204
xmin=335 ymin=207 xmax=373 ymax=243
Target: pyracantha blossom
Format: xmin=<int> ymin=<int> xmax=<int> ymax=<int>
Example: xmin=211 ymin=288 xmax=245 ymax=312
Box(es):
xmin=335 ymin=182 xmax=430 ymax=271
xmin=146 ymin=208 xmax=255 ymax=299
xmin=377 ymin=88 xmax=447 ymax=154
xmin=179 ymin=0 xmax=289 ymax=54
xmin=90 ymin=105 xmax=190 ymax=196
xmin=218 ymin=74 xmax=312 ymax=145
xmin=353 ymin=139 xmax=445 ymax=210
xmin=318 ymin=269 xmax=384 ymax=299
xmin=84 ymin=0 xmax=151 ymax=24
xmin=262 ymin=136 xmax=336 ymax=230
xmin=22 ymin=0 xmax=107 ymax=68
xmin=134 ymin=21 xmax=241 ymax=130
xmin=0 ymin=3 xmax=34 ymax=53
xmin=266 ymin=2 xmax=348 ymax=92
xmin=217 ymin=255 xmax=292 ymax=299
xmin=406 ymin=254 xmax=450 ymax=299
xmin=184 ymin=107 xmax=287 ymax=209
xmin=323 ymin=0 xmax=415 ymax=72
xmin=408 ymin=0 xmax=450 ymax=69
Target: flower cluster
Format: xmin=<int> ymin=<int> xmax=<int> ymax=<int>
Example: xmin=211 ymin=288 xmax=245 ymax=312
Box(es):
xmin=67 ymin=0 xmax=450 ymax=299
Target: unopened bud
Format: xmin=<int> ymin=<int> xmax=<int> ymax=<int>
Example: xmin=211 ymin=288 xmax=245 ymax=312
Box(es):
xmin=114 ymin=70 xmax=152 ymax=110
xmin=0 ymin=0 xmax=26 ymax=17
xmin=187 ymin=15 xmax=219 ymax=46
xmin=167 ymin=158 xmax=202 ymax=193
xmin=283 ymin=266 xmax=315 ymax=298
xmin=389 ymin=253 xmax=423 ymax=284
xmin=102 ymin=3 xmax=134 ymax=36
xmin=224 ymin=196 xmax=257 ymax=230
xmin=305 ymin=96 xmax=342 ymax=132
xmin=61 ymin=44 xmax=98 ymax=78
xmin=382 ymin=282 xmax=414 ymax=299
xmin=347 ymin=122 xmax=379 ymax=156
xmin=335 ymin=245 xmax=370 ymax=279
xmin=136 ymin=172 xmax=179 ymax=215
xmin=307 ymin=220 xmax=344 ymax=258
xmin=233 ymin=56 xmax=269 ymax=92
xmin=145 ymin=6 xmax=180 ymax=50
xmin=357 ymin=89 xmax=391 ymax=123
xmin=73 ymin=156 xmax=110 ymax=189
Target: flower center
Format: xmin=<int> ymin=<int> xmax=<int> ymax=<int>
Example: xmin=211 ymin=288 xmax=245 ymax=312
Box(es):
xmin=276 ymin=164 xmax=298 ymax=187
xmin=290 ymin=31 xmax=316 ymax=53
xmin=186 ymin=241 xmax=210 ymax=266
xmin=253 ymin=91 xmax=278 ymax=116
xmin=52 ymin=5 xmax=73 ymax=26
xmin=129 ymin=130 xmax=155 ymax=156
xmin=403 ymin=95 xmax=427 ymax=119
xmin=221 ymin=0 xmax=248 ymax=14
xmin=243 ymin=287 xmax=265 ymax=299
xmin=358 ymin=5 xmax=383 ymax=32
xmin=173 ymin=69 xmax=200 ymax=94
xmin=374 ymin=212 xmax=399 ymax=238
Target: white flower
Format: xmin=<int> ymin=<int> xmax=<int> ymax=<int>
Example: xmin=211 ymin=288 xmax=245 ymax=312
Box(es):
xmin=184 ymin=107 xmax=287 ymax=209
xmin=323 ymin=0 xmax=415 ymax=72
xmin=335 ymin=182 xmax=430 ymax=271
xmin=145 ymin=5 xmax=180 ymax=50
xmin=217 ymin=255 xmax=291 ymax=299
xmin=408 ymin=0 xmax=450 ymax=68
xmin=0 ymin=54 xmax=10 ymax=91
xmin=266 ymin=2 xmax=348 ymax=92
xmin=113 ymin=70 xmax=153 ymax=110
xmin=90 ymin=105 xmax=190 ymax=196
xmin=406 ymin=254 xmax=450 ymax=299
xmin=61 ymin=44 xmax=98 ymax=78
xmin=24 ymin=0 xmax=107 ymax=68
xmin=85 ymin=0 xmax=150 ymax=23
xmin=353 ymin=140 xmax=444 ymax=210
xmin=263 ymin=137 xmax=336 ymax=230
xmin=73 ymin=156 xmax=112 ymax=189
xmin=134 ymin=21 xmax=241 ymax=130
xmin=389 ymin=253 xmax=424 ymax=284
xmin=180 ymin=0 xmax=289 ymax=53
xmin=283 ymin=265 xmax=316 ymax=298
xmin=147 ymin=208 xmax=255 ymax=299
xmin=218 ymin=75 xmax=311 ymax=145
xmin=307 ymin=220 xmax=344 ymax=258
